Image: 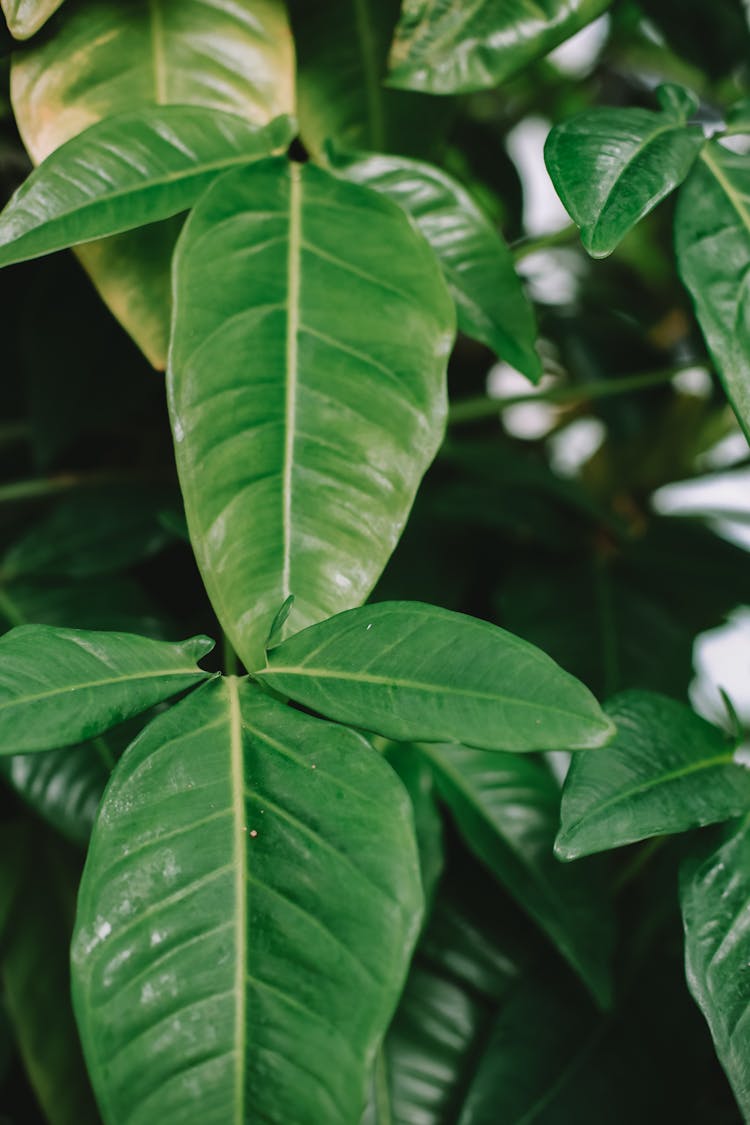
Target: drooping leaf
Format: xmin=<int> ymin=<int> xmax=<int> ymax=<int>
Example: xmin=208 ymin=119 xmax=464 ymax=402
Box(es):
xmin=10 ymin=0 xmax=295 ymax=365
xmin=0 ymin=109 xmax=293 ymax=268
xmin=675 ymin=141 xmax=750 ymax=439
xmin=2 ymin=0 xmax=63 ymax=38
xmin=557 ymin=692 xmax=750 ymax=860
xmin=385 ymin=742 xmax=445 ymax=908
xmin=169 ymin=160 xmax=455 ymax=672
xmin=387 ymin=0 xmax=613 ymax=94
xmin=545 ymin=90 xmax=704 ymax=258
xmin=421 ymin=742 xmax=615 ymax=1007
xmin=258 ymin=602 xmax=614 ymax=752
xmin=330 ymin=148 xmax=541 ymax=379
xmin=289 ymin=0 xmax=446 ymax=158
xmin=1 ymin=831 xmax=100 ymax=1125
xmin=72 ymin=678 xmax=422 ymax=1124
xmin=681 ymin=817 xmax=750 ymax=1118
xmin=0 ymin=625 xmax=213 ymax=753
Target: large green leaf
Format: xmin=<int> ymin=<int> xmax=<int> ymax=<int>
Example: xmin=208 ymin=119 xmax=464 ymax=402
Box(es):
xmin=675 ymin=141 xmax=750 ymax=439
xmin=169 ymin=160 xmax=454 ymax=671
xmin=2 ymin=831 xmax=100 ymax=1125
xmin=10 ymin=0 xmax=295 ymax=366
xmin=681 ymin=817 xmax=750 ymax=1119
xmin=0 ymin=625 xmax=212 ymax=753
xmin=258 ymin=602 xmax=614 ymax=752
xmin=557 ymin=692 xmax=750 ymax=860
xmin=2 ymin=0 xmax=64 ymax=39
xmin=72 ymin=677 xmax=422 ymax=1124
xmin=330 ymin=149 xmax=541 ymax=378
xmin=0 ymin=109 xmax=293 ymax=268
xmin=387 ymin=0 xmax=613 ymax=94
xmin=422 ymin=742 xmax=615 ymax=1006
xmin=545 ymin=88 xmax=704 ymax=258
xmin=384 ymin=742 xmax=445 ymax=908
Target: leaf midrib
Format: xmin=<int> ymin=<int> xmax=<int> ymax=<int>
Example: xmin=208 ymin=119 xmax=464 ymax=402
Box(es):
xmin=701 ymin=144 xmax=750 ymax=236
xmin=227 ymin=677 xmax=247 ymax=1125
xmin=0 ymin=665 xmax=205 ymax=714
xmin=281 ymin=163 xmax=302 ymax=602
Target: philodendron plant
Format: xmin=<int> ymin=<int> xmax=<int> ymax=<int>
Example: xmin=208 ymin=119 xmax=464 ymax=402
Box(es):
xmin=0 ymin=0 xmax=750 ymax=1122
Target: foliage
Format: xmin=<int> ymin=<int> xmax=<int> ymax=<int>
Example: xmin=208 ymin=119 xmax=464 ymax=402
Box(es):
xmin=0 ymin=1 xmax=749 ymax=1122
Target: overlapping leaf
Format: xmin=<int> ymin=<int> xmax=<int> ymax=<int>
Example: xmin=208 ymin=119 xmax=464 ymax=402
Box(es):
xmin=545 ymin=87 xmax=704 ymax=257
xmin=0 ymin=109 xmax=293 ymax=268
xmin=2 ymin=0 xmax=64 ymax=38
xmin=422 ymin=742 xmax=615 ymax=1006
xmin=0 ymin=625 xmax=212 ymax=752
xmin=331 ymin=149 xmax=541 ymax=378
xmin=72 ymin=678 xmax=422 ymax=1124
xmin=557 ymin=691 xmax=750 ymax=859
xmin=169 ymin=160 xmax=455 ymax=671
xmin=675 ymin=141 xmax=750 ymax=438
xmin=388 ymin=0 xmax=613 ymax=94
xmin=258 ymin=602 xmax=614 ymax=752
xmin=10 ymin=0 xmax=295 ymax=365
xmin=681 ymin=818 xmax=750 ymax=1118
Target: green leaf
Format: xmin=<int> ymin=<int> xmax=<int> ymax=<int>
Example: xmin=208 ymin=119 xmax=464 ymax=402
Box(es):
xmin=289 ymin=0 xmax=446 ymax=158
xmin=329 ymin=148 xmax=541 ymax=379
xmin=2 ymin=832 xmax=100 ymax=1125
xmin=675 ymin=141 xmax=750 ymax=439
xmin=385 ymin=742 xmax=445 ymax=908
xmin=169 ymin=160 xmax=454 ymax=672
xmin=0 ymin=109 xmax=293 ymax=269
xmin=72 ymin=678 xmax=422 ymax=1124
xmin=10 ymin=0 xmax=295 ymax=366
xmin=258 ymin=602 xmax=614 ymax=752
xmin=387 ymin=0 xmax=613 ymax=94
xmin=1 ymin=0 xmax=64 ymax=39
xmin=681 ymin=817 xmax=750 ymax=1118
xmin=0 ymin=625 xmax=212 ymax=753
xmin=556 ymin=691 xmax=750 ymax=860
xmin=421 ymin=742 xmax=615 ymax=1007
xmin=544 ymin=93 xmax=704 ymax=258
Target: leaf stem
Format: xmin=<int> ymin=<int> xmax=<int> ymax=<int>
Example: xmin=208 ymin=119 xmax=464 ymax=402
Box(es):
xmin=511 ymin=223 xmax=580 ymax=261
xmin=0 ymin=469 xmax=168 ymax=504
xmin=223 ymin=632 xmax=239 ymax=678
xmin=448 ymin=365 xmax=688 ymax=425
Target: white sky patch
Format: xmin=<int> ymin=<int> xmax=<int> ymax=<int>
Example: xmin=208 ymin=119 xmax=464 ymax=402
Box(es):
xmin=546 ymin=16 xmax=611 ymax=76
xmin=671 ymin=365 xmax=713 ymax=398
xmin=691 ymin=610 xmax=750 ymax=729
xmin=653 ymin=469 xmax=750 ymax=550
xmin=548 ymin=417 xmax=607 ymax=477
xmin=517 ymin=248 xmax=585 ymax=305
xmin=506 ymin=116 xmax=570 ymax=236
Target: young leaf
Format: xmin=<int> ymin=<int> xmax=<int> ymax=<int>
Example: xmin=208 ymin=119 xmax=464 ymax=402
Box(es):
xmin=556 ymin=692 xmax=750 ymax=860
xmin=0 ymin=625 xmax=213 ymax=753
xmin=0 ymin=109 xmax=293 ymax=268
xmin=257 ymin=602 xmax=614 ymax=753
xmin=421 ymin=742 xmax=615 ymax=1007
xmin=10 ymin=0 xmax=295 ymax=366
xmin=681 ymin=817 xmax=750 ymax=1118
xmin=544 ymin=91 xmax=704 ymax=258
xmin=72 ymin=678 xmax=422 ymax=1124
xmin=169 ymin=160 xmax=455 ymax=672
xmin=330 ymin=148 xmax=541 ymax=379
xmin=1 ymin=0 xmax=64 ymax=39
xmin=387 ymin=0 xmax=613 ymax=95
xmin=675 ymin=141 xmax=750 ymax=439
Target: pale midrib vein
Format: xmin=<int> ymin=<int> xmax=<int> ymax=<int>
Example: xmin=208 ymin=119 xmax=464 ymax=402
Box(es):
xmin=0 ymin=666 xmax=205 ymax=713
xmin=560 ymin=750 xmax=738 ymax=842
xmin=227 ymin=677 xmax=247 ymax=1125
xmin=282 ymin=165 xmax=302 ymax=600
xmin=149 ymin=0 xmax=168 ymax=105
xmin=589 ymin=121 xmax=683 ymax=240
xmin=701 ymin=145 xmax=750 ymax=235
xmin=352 ymin=0 xmax=385 ymax=151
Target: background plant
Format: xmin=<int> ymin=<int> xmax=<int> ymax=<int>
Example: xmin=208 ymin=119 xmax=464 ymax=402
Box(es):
xmin=0 ymin=1 xmax=749 ymax=1122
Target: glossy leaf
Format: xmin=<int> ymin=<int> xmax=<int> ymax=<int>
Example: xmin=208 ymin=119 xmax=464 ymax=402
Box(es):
xmin=0 ymin=109 xmax=293 ymax=269
xmin=545 ymin=93 xmax=704 ymax=258
xmin=557 ymin=692 xmax=750 ymax=860
xmin=681 ymin=817 xmax=750 ymax=1118
xmin=2 ymin=0 xmax=64 ymax=39
xmin=675 ymin=142 xmax=750 ymax=439
xmin=385 ymin=742 xmax=445 ymax=908
xmin=2 ymin=833 xmax=100 ymax=1125
xmin=169 ymin=160 xmax=454 ymax=671
xmin=290 ymin=0 xmax=445 ymax=158
xmin=422 ymin=742 xmax=615 ymax=1006
xmin=10 ymin=0 xmax=295 ymax=365
xmin=72 ymin=678 xmax=422 ymax=1124
xmin=387 ymin=0 xmax=613 ymax=94
xmin=330 ymin=148 xmax=541 ymax=379
xmin=258 ymin=602 xmax=614 ymax=752
xmin=0 ymin=625 xmax=212 ymax=753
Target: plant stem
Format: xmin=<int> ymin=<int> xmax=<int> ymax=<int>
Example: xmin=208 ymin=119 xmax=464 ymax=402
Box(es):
xmin=223 ymin=632 xmax=239 ymax=678
xmin=0 ymin=469 xmax=166 ymax=504
xmin=511 ymin=223 xmax=580 ymax=261
xmin=448 ymin=365 xmax=686 ymax=425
